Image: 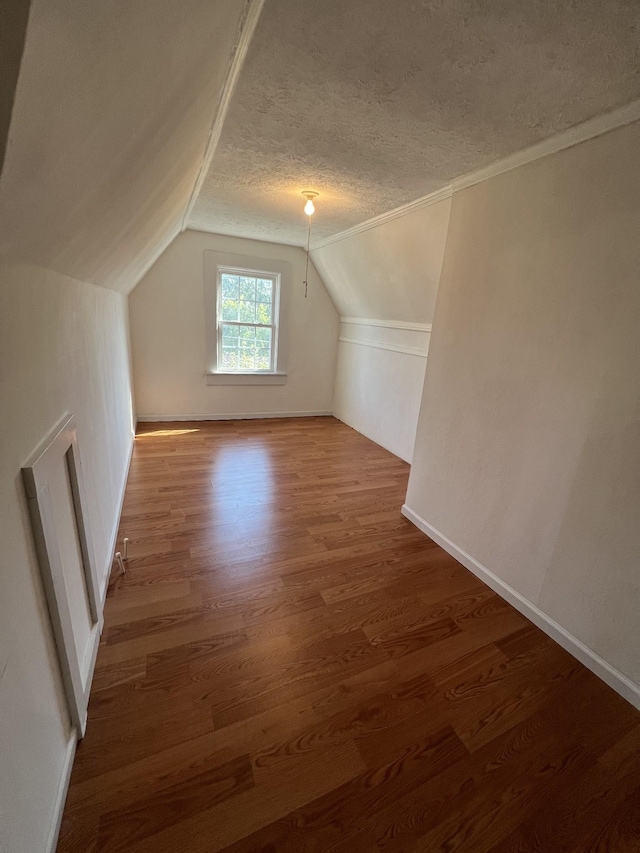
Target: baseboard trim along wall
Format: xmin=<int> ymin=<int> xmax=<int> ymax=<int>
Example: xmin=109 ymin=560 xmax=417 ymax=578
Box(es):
xmin=46 ymin=735 xmax=77 ymax=853
xmin=136 ymin=411 xmax=334 ymax=422
xmin=100 ymin=429 xmax=136 ymax=605
xmin=401 ymin=504 xmax=640 ymax=710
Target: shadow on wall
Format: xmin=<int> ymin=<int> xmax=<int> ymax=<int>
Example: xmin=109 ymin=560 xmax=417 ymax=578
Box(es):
xmin=539 ymin=315 xmax=640 ymax=685
xmin=0 ymin=0 xmax=31 ymax=174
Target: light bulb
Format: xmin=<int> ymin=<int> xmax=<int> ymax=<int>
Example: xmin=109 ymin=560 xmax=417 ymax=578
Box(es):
xmin=304 ymin=197 xmax=315 ymax=216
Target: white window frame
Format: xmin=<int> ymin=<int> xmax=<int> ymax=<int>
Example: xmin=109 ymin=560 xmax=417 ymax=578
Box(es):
xmin=216 ymin=265 xmax=280 ymax=374
xmin=204 ymin=251 xmax=290 ymax=385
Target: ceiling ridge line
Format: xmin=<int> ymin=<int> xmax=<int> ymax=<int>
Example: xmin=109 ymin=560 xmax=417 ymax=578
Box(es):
xmin=311 ymin=97 xmax=640 ymax=253
xmin=180 ymin=0 xmax=265 ymax=233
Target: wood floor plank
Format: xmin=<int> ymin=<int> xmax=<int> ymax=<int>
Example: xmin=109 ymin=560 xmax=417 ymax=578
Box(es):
xmin=103 ymin=591 xmax=203 ymax=628
xmin=489 ymin=723 xmax=640 ymax=852
xmin=95 ymin=754 xmax=253 ymax=853
xmin=66 ymin=704 xmax=215 ymax=786
xmin=57 ymin=417 xmax=640 ymax=852
xmin=95 ymin=611 xmax=245 ymax=667
xmin=124 ymin=740 xmax=366 ymax=853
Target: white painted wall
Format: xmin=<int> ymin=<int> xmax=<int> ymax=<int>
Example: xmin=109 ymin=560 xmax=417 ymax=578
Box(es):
xmin=0 ymin=5 xmax=259 ymax=845
xmin=333 ymin=320 xmax=431 ymax=462
xmin=130 ymin=230 xmax=339 ymax=420
xmin=311 ymin=197 xmax=451 ymax=322
xmin=406 ymin=120 xmax=640 ymax=694
xmin=311 ymin=198 xmax=451 ymax=460
xmin=0 ymin=263 xmax=134 ymax=852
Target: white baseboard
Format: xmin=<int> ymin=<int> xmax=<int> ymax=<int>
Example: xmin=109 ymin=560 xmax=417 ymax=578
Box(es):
xmin=136 ymin=411 xmax=334 ymax=422
xmin=46 ymin=733 xmax=77 ymax=853
xmin=332 ymin=414 xmax=412 ymax=464
xmin=401 ymin=504 xmax=640 ymax=709
xmin=100 ymin=430 xmax=135 ymax=606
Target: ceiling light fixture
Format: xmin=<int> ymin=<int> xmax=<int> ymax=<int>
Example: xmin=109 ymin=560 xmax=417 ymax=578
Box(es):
xmin=302 ymin=190 xmax=318 ymax=216
xmin=302 ymin=191 xmax=319 ymax=298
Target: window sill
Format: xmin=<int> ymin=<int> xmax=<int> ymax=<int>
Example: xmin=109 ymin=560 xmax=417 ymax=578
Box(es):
xmin=205 ymin=372 xmax=288 ymax=386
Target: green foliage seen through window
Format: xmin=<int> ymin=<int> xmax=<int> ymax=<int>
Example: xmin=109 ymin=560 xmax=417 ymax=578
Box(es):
xmin=219 ymin=272 xmax=275 ymax=371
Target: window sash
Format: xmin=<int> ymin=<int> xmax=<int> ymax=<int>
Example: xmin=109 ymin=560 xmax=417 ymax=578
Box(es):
xmin=216 ymin=268 xmax=279 ymax=373
xmin=220 ymin=321 xmax=275 ymax=329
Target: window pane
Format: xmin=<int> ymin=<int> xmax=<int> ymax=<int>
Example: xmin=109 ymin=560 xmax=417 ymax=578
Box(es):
xmin=238 ymin=324 xmax=255 ymax=340
xmin=256 ymin=302 xmax=272 ymax=324
xmin=259 ymin=328 xmax=272 ymax=347
xmin=256 ymin=279 xmax=273 ymax=302
xmin=221 ymin=274 xmax=239 ymax=299
xmin=222 ymin=324 xmax=238 ymax=342
xmin=220 ymin=324 xmax=271 ymax=371
xmin=239 ymin=277 xmax=256 ymax=301
xmin=238 ymin=300 xmax=256 ymax=322
xmin=238 ymin=349 xmax=255 ymax=370
xmin=256 ymin=328 xmax=272 ymax=370
xmin=222 ymin=298 xmax=239 ymax=321
xmin=217 ymin=266 xmax=276 ymax=372
xmin=221 ymin=348 xmax=239 ymax=370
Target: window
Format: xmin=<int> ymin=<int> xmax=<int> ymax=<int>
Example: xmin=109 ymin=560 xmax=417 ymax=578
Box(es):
xmin=218 ymin=268 xmax=278 ymax=372
xmin=204 ymin=251 xmax=290 ymax=385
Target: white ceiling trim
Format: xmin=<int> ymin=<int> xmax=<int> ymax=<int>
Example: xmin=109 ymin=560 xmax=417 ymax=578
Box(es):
xmin=453 ymin=96 xmax=640 ymax=193
xmin=341 ymin=317 xmax=432 ymax=333
xmin=180 ymin=0 xmax=265 ymax=232
xmin=311 ymin=186 xmax=452 ymax=251
xmin=312 ymin=97 xmax=640 ymax=252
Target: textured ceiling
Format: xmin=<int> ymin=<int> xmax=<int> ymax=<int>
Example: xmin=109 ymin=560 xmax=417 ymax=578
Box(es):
xmin=189 ymin=0 xmax=640 ymax=246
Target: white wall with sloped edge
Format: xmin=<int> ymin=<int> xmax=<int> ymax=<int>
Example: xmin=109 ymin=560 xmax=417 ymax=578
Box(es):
xmin=406 ymin=119 xmax=640 ymax=699
xmin=0 ymin=2 xmax=256 ymax=848
xmin=311 ymin=197 xmax=451 ymax=461
xmin=130 ymin=230 xmax=339 ymax=421
xmin=0 ymin=263 xmax=135 ymax=853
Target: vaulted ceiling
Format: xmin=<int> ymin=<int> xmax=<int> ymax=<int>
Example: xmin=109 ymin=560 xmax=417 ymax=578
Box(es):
xmin=0 ymin=0 xmax=257 ymax=294
xmin=2 ymin=0 xmax=639 ymax=293
xmin=190 ymin=0 xmax=640 ymax=246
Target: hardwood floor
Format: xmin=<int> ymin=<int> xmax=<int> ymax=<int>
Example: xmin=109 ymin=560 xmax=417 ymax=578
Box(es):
xmin=58 ymin=417 xmax=640 ymax=852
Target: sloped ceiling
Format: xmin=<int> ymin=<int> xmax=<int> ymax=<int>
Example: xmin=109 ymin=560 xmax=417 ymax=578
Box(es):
xmin=189 ymin=0 xmax=640 ymax=246
xmin=0 ymin=0 xmax=31 ymax=176
xmin=0 ymin=0 xmax=257 ymax=294
xmin=3 ymin=1 xmax=639 ymax=295
xmin=312 ymin=196 xmax=451 ymax=322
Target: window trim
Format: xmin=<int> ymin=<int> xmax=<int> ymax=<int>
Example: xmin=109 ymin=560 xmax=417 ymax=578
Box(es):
xmin=216 ymin=265 xmax=279 ymax=374
xmin=203 ymin=250 xmax=290 ymax=385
